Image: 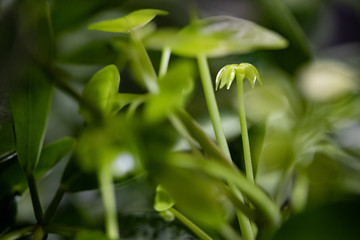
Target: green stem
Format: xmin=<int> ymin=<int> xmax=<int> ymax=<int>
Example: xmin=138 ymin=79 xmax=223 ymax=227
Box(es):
xmin=236 ymin=74 xmax=254 ymax=183
xmin=0 ymin=225 xmax=36 ymax=240
xmin=196 ymin=55 xmax=254 ymax=240
xmin=159 ymin=47 xmax=171 ymax=78
xmin=43 ymin=185 xmax=66 ymax=224
xmin=98 ymin=164 xmax=119 ymax=240
xmin=169 ymin=208 xmax=213 ymax=240
xmin=196 ymin=55 xmax=231 ymax=160
xmin=130 ymin=33 xmax=158 ymax=93
xmin=26 ymin=173 xmax=43 ymax=223
xmin=33 ymin=226 xmax=46 ymax=240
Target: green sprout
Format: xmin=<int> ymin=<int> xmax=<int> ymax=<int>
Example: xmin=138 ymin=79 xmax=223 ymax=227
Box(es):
xmin=216 ymin=63 xmax=262 ymax=183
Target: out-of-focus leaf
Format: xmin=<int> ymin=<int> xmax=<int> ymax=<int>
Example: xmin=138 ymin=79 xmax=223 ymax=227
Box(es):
xmin=35 ymin=137 xmax=75 ymax=179
xmin=168 ymin=153 xmax=281 ymax=227
xmin=144 ymin=28 xmax=180 ymax=50
xmin=109 ymin=93 xmax=149 ymax=113
xmin=75 ymin=116 xmax=142 ymax=174
xmin=154 ymin=161 xmax=228 ymax=228
xmin=170 ymin=16 xmax=288 ymax=58
xmin=75 ymin=230 xmax=110 ymax=240
xmin=154 ymin=185 xmax=175 ymax=212
xmin=79 ymin=65 xmax=120 ymax=123
xmin=272 ymin=200 xmax=360 ymax=240
xmin=88 ymin=9 xmax=168 ymax=33
xmin=10 ymin=69 xmax=54 ymax=172
xmin=144 ymin=61 xmax=195 ymax=123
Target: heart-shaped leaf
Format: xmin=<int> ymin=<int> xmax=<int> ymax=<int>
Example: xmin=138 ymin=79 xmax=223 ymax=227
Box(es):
xmin=10 ymin=69 xmax=54 ymax=172
xmin=154 ymin=185 xmax=175 ymax=212
xmin=79 ymin=65 xmax=120 ymax=123
xmin=170 ymin=16 xmax=288 ymax=58
xmin=88 ymin=9 xmax=168 ymax=33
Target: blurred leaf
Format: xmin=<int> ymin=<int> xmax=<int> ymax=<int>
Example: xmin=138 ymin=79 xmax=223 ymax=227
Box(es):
xmin=155 ymin=160 xmax=227 ymax=228
xmin=170 ymin=16 xmax=288 ymax=58
xmin=75 ymin=230 xmax=110 ymax=240
xmin=272 ymin=200 xmax=360 ymax=240
xmin=168 ymin=153 xmax=281 ymax=226
xmin=35 ymin=137 xmax=75 ymax=179
xmin=154 ymin=185 xmax=175 ymax=212
xmin=144 ymin=61 xmax=195 ymax=123
xmin=79 ymin=64 xmax=120 ymax=123
xmin=75 ymin=116 xmax=141 ymax=173
xmin=144 ymin=28 xmax=180 ymax=50
xmin=10 ymin=69 xmax=54 ymax=172
xmin=88 ymin=9 xmax=168 ymax=33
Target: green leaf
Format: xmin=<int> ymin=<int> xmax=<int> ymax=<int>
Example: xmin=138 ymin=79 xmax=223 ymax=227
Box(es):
xmin=171 ymin=16 xmax=288 ymax=57
xmin=88 ymin=9 xmax=168 ymax=33
xmin=168 ymin=152 xmax=281 ymax=227
xmin=35 ymin=137 xmax=75 ymax=179
xmin=144 ymin=61 xmax=195 ymax=123
xmin=75 ymin=230 xmax=110 ymax=240
xmin=154 ymin=185 xmax=175 ymax=212
xmin=10 ymin=69 xmax=54 ymax=172
xmin=144 ymin=28 xmax=180 ymax=50
xmin=79 ymin=65 xmax=120 ymax=123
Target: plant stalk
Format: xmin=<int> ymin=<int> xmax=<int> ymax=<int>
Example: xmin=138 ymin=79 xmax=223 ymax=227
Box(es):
xmin=0 ymin=225 xmax=36 ymax=240
xmin=196 ymin=55 xmax=254 ymax=240
xmin=236 ymin=74 xmax=254 ymax=183
xmin=196 ymin=55 xmax=231 ymax=160
xmin=159 ymin=47 xmax=171 ymax=78
xmin=130 ymin=33 xmax=158 ymax=93
xmin=43 ymin=185 xmax=66 ymax=224
xmin=169 ymin=208 xmax=213 ymax=240
xmin=26 ymin=173 xmax=43 ymax=223
xmin=98 ymin=164 xmax=119 ymax=240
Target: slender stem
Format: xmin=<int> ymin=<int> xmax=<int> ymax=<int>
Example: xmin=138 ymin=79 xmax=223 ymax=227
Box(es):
xmin=169 ymin=208 xmax=213 ymax=240
xmin=196 ymin=55 xmax=231 ymax=160
xmin=159 ymin=47 xmax=171 ymax=78
xmin=130 ymin=33 xmax=158 ymax=94
xmin=236 ymin=75 xmax=254 ymax=183
xmin=33 ymin=226 xmax=45 ymax=240
xmin=0 ymin=225 xmax=36 ymax=240
xmin=43 ymin=185 xmax=66 ymax=224
xmin=196 ymin=55 xmax=254 ymax=240
xmin=98 ymin=164 xmax=119 ymax=239
xmin=26 ymin=173 xmax=43 ymax=223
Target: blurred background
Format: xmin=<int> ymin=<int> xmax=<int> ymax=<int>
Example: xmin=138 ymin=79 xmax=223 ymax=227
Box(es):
xmin=1 ymin=0 xmax=360 ymax=239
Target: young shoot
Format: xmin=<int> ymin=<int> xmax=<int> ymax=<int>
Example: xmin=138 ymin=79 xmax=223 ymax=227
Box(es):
xmin=216 ymin=63 xmax=262 ymax=183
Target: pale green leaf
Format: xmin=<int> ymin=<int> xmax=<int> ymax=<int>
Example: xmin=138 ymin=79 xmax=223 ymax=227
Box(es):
xmin=154 ymin=185 xmax=175 ymax=212
xmin=88 ymin=9 xmax=168 ymax=33
xmin=10 ymin=70 xmax=54 ymax=172
xmin=171 ymin=16 xmax=288 ymax=57
xmin=79 ymin=65 xmax=120 ymax=123
xmin=144 ymin=61 xmax=194 ymax=123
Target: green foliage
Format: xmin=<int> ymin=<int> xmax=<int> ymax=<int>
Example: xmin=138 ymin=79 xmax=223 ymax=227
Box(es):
xmin=88 ymin=9 xmax=168 ymax=33
xmin=1 ymin=4 xmax=360 ymax=240
xmin=170 ymin=16 xmax=288 ymax=57
xmin=10 ymin=69 xmax=54 ymax=172
xmin=79 ymin=65 xmax=120 ymax=123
